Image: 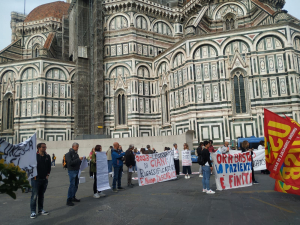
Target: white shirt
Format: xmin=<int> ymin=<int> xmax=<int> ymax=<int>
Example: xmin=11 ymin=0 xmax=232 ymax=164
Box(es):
xmin=257 ymin=145 xmax=264 ymax=150
xmin=172 ymin=148 xmax=179 ymax=160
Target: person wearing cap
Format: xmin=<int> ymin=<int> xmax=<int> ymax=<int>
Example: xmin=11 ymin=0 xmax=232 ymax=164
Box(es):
xmin=172 ymin=143 xmax=180 ymax=176
xmin=125 ymin=144 xmax=136 ymax=187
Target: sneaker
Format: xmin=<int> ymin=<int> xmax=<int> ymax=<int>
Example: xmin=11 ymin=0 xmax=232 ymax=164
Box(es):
xmin=253 ymin=181 xmax=259 ymax=184
xmin=66 ymin=201 xmax=74 ymax=206
xmin=38 ymin=210 xmax=49 ymax=216
xmin=206 ymin=190 xmax=215 ymax=194
xmin=185 ymin=175 xmax=187 ymax=179
xmin=187 ymin=175 xmax=190 ymax=179
xmin=203 ymin=189 xmax=207 ymax=193
xmin=30 ymin=213 xmax=36 ymax=219
xmin=93 ymin=193 xmax=100 ymax=199
xmin=113 ymin=189 xmax=118 ymax=193
xmin=99 ymin=192 xmax=106 ymax=197
xmin=199 ymin=174 xmax=203 ymax=178
xmin=118 ymin=187 xmax=125 ymax=191
xmin=72 ymin=197 xmax=80 ymax=202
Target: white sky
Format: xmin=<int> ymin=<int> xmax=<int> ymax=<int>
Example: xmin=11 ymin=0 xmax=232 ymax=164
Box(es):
xmin=0 ymin=0 xmax=300 ymax=50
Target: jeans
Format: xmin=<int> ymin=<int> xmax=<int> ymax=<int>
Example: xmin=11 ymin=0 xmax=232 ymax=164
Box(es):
xmin=107 ymin=160 xmax=113 ymax=173
xmin=67 ymin=170 xmax=79 ymax=201
xmin=132 ymin=165 xmax=137 ymax=172
xmin=199 ymin=165 xmax=203 ymax=174
xmin=112 ymin=167 xmax=122 ymax=189
xmin=51 ymin=160 xmax=55 ymax=166
xmin=30 ymin=178 xmax=48 ymax=213
xmin=202 ymin=166 xmax=211 ymax=190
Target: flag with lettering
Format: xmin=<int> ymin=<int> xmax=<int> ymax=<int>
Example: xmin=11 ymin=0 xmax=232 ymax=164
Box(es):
xmin=264 ymin=109 xmax=300 ymax=178
xmin=274 ymin=180 xmax=300 ymax=196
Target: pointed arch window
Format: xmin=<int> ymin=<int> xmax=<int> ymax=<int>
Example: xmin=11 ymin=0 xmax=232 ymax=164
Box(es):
xmin=2 ymin=93 xmax=14 ymax=130
xmin=32 ymin=44 xmax=40 ymax=58
xmin=116 ymin=92 xmax=126 ymax=126
xmin=224 ymin=13 xmax=236 ymax=31
xmin=233 ymin=72 xmax=247 ymax=114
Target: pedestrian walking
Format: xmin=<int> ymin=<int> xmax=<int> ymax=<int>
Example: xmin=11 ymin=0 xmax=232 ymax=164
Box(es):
xmin=172 ymin=143 xmax=180 ymax=176
xmin=65 ymin=142 xmax=83 ymax=206
xmin=197 ymin=142 xmax=204 ymax=178
xmin=241 ymin=141 xmax=259 ymax=184
xmin=30 ymin=143 xmax=51 ymax=219
xmin=125 ymin=144 xmax=135 ymax=188
xmin=91 ymin=145 xmax=106 ymax=198
xmin=182 ymin=143 xmax=192 ymax=179
xmin=202 ymin=141 xmax=215 ymax=194
xmin=51 ymin=154 xmax=56 ymax=167
xmin=112 ymin=142 xmax=126 ymax=192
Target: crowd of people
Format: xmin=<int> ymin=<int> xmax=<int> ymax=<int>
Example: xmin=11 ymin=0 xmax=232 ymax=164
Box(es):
xmin=29 ymin=139 xmax=263 ymax=219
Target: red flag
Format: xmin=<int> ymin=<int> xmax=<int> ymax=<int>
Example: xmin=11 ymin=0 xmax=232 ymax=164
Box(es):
xmin=275 ymin=180 xmax=300 ymax=196
xmin=264 ymin=109 xmax=300 ymax=178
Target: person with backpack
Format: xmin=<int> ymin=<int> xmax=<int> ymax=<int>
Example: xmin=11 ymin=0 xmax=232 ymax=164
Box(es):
xmin=65 ymin=142 xmax=83 ymax=206
xmin=172 ymin=143 xmax=180 ymax=176
xmin=30 ymin=143 xmax=51 ymax=219
xmin=197 ymin=142 xmax=204 ymax=178
xmin=125 ymin=144 xmax=135 ymax=188
xmin=201 ymin=141 xmax=215 ymax=194
xmin=51 ymin=154 xmax=56 ymax=167
xmin=112 ymin=142 xmax=126 ymax=192
xmin=91 ymin=145 xmax=106 ymax=198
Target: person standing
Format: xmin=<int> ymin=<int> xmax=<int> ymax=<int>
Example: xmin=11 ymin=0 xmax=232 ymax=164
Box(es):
xmin=91 ymin=145 xmax=107 ymax=198
xmin=132 ymin=148 xmax=140 ymax=173
xmin=30 ymin=143 xmax=51 ymax=219
xmin=182 ymin=143 xmax=192 ymax=179
xmin=65 ymin=142 xmax=83 ymax=206
xmin=197 ymin=142 xmax=204 ymax=178
xmin=172 ymin=143 xmax=180 ymax=176
xmin=220 ymin=141 xmax=231 ymax=154
xmin=208 ymin=140 xmax=215 ymax=153
xmin=202 ymin=141 xmax=215 ymax=194
xmin=125 ymin=144 xmax=135 ymax=188
xmin=112 ymin=142 xmax=126 ymax=192
xmin=107 ymin=146 xmax=113 ymax=175
xmin=88 ymin=148 xmax=95 ymax=178
xmin=241 ymin=141 xmax=259 ymax=184
xmin=51 ymin=154 xmax=56 ymax=167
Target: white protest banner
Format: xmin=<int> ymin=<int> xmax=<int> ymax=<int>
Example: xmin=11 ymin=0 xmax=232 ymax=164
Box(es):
xmin=0 ymin=134 xmax=37 ymax=179
xmin=136 ymin=150 xmax=176 ymax=186
xmin=253 ymin=149 xmax=267 ymax=171
xmin=211 ymin=152 xmax=253 ymax=190
xmin=96 ymin=152 xmax=111 ymax=192
xmin=229 ymin=150 xmax=242 ymax=154
xmin=182 ymin=150 xmax=192 ymax=166
xmin=78 ymin=157 xmax=88 ymax=178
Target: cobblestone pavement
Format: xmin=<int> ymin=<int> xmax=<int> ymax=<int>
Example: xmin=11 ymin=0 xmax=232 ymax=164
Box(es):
xmin=1 ymin=164 xmax=300 ymax=225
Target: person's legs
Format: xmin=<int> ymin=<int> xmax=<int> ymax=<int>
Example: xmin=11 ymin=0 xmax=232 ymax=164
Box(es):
xmin=199 ymin=165 xmax=202 ymax=174
xmin=127 ymin=169 xmax=132 ymax=185
xmin=204 ymin=166 xmax=211 ymax=190
xmin=112 ymin=167 xmax=119 ymax=189
xmin=37 ymin=179 xmax=48 ymax=212
xmin=30 ymin=179 xmax=38 ymax=213
xmin=202 ymin=167 xmax=207 ymax=189
xmin=188 ymin=166 xmax=191 ymax=175
xmin=182 ymin=166 xmax=187 ymax=175
xmin=67 ymin=171 xmax=76 ymax=201
xmin=89 ymin=163 xmax=93 ymax=177
xmin=54 ymin=160 xmax=55 ymax=166
xmin=74 ymin=171 xmax=79 ymax=198
xmin=174 ymin=160 xmax=179 ymax=175
xmin=93 ymin=172 xmax=97 ymax=194
xmin=118 ymin=167 xmax=123 ymax=188
xmin=108 ymin=160 xmax=113 ymax=173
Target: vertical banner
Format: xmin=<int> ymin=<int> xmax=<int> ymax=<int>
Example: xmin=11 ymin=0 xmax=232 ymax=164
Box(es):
xmin=96 ymin=152 xmax=111 ymax=192
xmin=78 ymin=157 xmax=88 ymax=178
xmin=264 ymin=109 xmax=300 ymax=177
xmin=182 ymin=150 xmax=192 ymax=166
xmin=253 ymin=150 xmax=267 ymax=171
xmin=136 ymin=150 xmax=176 ymax=186
xmin=211 ymin=152 xmax=253 ymax=190
xmin=0 ymin=134 xmax=37 ymax=179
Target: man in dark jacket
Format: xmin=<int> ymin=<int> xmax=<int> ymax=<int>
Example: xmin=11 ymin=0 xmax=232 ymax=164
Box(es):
xmin=112 ymin=142 xmax=126 ymax=192
xmin=30 ymin=143 xmax=51 ymax=219
xmin=125 ymin=144 xmax=135 ymax=187
xmin=65 ymin=142 xmax=83 ymax=206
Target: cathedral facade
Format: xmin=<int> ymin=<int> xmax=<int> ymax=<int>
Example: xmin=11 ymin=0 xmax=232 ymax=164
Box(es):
xmin=1 ymin=0 xmax=300 ymax=147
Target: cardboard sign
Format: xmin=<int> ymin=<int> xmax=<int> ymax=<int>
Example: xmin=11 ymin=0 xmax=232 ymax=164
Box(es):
xmin=136 ymin=150 xmax=176 ymax=186
xmin=182 ymin=150 xmax=192 ymax=166
xmin=211 ymin=152 xmax=253 ymax=190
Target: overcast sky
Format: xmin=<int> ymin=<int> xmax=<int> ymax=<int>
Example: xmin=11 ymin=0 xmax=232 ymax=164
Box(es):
xmin=0 ymin=0 xmax=300 ymax=50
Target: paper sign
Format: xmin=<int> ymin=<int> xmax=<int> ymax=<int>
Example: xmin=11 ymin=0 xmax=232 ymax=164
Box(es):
xmin=253 ymin=149 xmax=267 ymax=171
xmin=96 ymin=152 xmax=111 ymax=192
xmin=78 ymin=157 xmax=88 ymax=178
xmin=136 ymin=150 xmax=176 ymax=186
xmin=182 ymin=150 xmax=192 ymax=166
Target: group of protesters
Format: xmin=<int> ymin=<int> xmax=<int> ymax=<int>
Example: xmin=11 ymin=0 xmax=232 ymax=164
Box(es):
xmin=29 ymin=140 xmax=233 ymax=219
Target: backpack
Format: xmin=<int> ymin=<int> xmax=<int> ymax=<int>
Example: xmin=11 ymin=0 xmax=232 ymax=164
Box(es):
xmin=63 ymin=153 xmax=68 ymax=169
xmin=197 ymin=148 xmax=205 ymax=165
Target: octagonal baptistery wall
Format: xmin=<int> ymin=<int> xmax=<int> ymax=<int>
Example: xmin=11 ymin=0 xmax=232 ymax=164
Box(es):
xmin=102 ymin=0 xmax=300 ymax=148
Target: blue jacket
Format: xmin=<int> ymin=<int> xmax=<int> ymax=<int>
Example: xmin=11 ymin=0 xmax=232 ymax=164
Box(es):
xmin=111 ymin=149 xmax=125 ymax=168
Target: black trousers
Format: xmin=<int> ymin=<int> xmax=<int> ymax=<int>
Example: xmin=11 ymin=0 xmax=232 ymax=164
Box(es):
xmin=174 ymin=159 xmax=180 ymax=175
xmin=90 ymin=163 xmax=93 ymax=177
xmin=183 ymin=166 xmax=191 ymax=175
xmin=252 ymin=167 xmax=256 ymax=182
xmin=93 ymin=172 xmax=98 ymax=194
